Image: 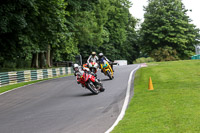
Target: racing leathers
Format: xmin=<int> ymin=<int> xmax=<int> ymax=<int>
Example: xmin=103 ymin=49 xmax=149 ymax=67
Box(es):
xmin=99 ymin=56 xmax=114 ymax=72
xmin=87 ymin=55 xmax=99 ymax=64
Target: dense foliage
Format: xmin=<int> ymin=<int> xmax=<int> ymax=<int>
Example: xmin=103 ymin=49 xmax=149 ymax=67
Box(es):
xmin=1 ymin=0 xmax=199 ymax=69
xmin=139 ymin=0 xmax=200 ymax=61
xmin=0 ymin=0 xmax=139 ymax=69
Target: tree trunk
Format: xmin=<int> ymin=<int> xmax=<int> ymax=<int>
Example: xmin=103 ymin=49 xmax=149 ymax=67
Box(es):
xmin=50 ymin=49 xmax=53 ymax=67
xmin=31 ymin=53 xmax=35 ymax=68
xmin=46 ymin=45 xmax=51 ymax=67
xmin=39 ymin=52 xmax=45 ymax=68
xmin=31 ymin=53 xmax=39 ymax=68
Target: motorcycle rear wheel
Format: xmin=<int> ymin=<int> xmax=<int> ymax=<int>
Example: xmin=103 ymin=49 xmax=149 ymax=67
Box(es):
xmin=107 ymin=70 xmax=112 ymax=80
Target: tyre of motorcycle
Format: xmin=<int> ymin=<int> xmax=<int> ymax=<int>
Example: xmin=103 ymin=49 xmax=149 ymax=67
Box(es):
xmin=95 ymin=80 xmax=105 ymax=92
xmin=90 ymin=68 xmax=96 ymax=74
xmin=92 ymin=72 xmax=97 ymax=77
xmin=87 ymin=80 xmax=99 ymax=95
xmin=107 ymin=70 xmax=112 ymax=80
xmin=90 ymin=68 xmax=93 ymax=72
xmin=90 ymin=70 xmax=97 ymax=77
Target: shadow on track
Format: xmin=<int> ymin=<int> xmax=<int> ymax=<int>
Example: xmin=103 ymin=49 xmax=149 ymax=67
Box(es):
xmin=71 ymin=93 xmax=95 ymax=97
xmin=81 ymin=93 xmax=95 ymax=96
xmin=100 ymin=79 xmax=111 ymax=82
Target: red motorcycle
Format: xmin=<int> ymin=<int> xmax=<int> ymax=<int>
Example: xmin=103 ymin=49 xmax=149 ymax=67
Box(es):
xmin=75 ymin=70 xmax=104 ymax=95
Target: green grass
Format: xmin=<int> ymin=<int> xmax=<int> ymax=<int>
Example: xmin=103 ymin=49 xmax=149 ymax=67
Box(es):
xmin=0 ymin=74 xmax=72 ymax=94
xmin=112 ymin=60 xmax=200 ymax=133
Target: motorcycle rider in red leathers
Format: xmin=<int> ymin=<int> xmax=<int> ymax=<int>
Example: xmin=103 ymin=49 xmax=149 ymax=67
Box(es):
xmin=73 ymin=64 xmax=105 ymax=92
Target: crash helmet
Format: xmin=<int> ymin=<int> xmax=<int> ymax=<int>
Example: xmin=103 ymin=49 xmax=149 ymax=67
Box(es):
xmin=73 ymin=64 xmax=79 ymax=72
xmin=92 ymin=52 xmax=96 ymax=56
xmin=99 ymin=53 xmax=104 ymax=58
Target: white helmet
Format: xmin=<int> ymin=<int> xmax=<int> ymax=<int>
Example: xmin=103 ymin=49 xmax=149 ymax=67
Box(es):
xmin=99 ymin=53 xmax=103 ymax=57
xmin=73 ymin=63 xmax=79 ymax=68
xmin=73 ymin=64 xmax=79 ymax=72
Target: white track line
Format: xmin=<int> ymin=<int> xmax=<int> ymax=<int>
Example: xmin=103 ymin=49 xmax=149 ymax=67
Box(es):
xmin=105 ymin=65 xmax=140 ymax=133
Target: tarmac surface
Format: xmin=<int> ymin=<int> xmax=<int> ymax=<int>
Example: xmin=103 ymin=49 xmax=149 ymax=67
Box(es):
xmin=0 ymin=64 xmax=139 ymax=133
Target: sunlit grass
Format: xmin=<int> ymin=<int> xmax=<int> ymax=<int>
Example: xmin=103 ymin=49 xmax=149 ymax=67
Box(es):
xmin=112 ymin=60 xmax=200 ymax=133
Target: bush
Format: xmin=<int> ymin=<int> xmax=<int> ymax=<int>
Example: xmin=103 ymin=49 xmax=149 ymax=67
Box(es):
xmin=3 ymin=61 xmax=16 ymax=68
xmin=133 ymin=57 xmax=155 ymax=64
xmin=2 ymin=59 xmax=31 ymax=69
xmin=16 ymin=59 xmax=31 ymax=68
xmin=150 ymin=46 xmax=179 ymax=61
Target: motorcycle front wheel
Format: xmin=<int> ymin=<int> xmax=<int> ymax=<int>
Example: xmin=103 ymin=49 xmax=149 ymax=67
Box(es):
xmin=90 ymin=68 xmax=95 ymax=73
xmin=87 ymin=80 xmax=99 ymax=95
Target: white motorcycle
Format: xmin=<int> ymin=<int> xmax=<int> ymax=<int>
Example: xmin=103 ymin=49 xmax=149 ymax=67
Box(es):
xmin=88 ymin=61 xmax=98 ymax=77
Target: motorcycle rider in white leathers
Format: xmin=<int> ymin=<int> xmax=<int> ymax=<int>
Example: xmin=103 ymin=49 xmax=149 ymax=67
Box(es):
xmin=87 ymin=52 xmax=99 ymax=64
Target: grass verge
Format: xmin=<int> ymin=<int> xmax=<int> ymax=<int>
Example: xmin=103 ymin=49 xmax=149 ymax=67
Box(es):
xmin=112 ymin=60 xmax=200 ymax=133
xmin=0 ymin=74 xmax=72 ymax=94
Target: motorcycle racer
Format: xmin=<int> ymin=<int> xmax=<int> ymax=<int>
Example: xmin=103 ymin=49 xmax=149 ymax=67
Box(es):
xmin=87 ymin=52 xmax=99 ymax=64
xmin=73 ymin=64 xmax=105 ymax=92
xmin=98 ymin=53 xmax=114 ymax=72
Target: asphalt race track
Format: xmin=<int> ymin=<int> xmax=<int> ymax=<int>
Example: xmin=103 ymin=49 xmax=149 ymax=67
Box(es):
xmin=0 ymin=64 xmax=140 ymax=133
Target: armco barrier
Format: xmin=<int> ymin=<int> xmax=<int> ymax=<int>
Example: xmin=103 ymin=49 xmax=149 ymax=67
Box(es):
xmin=191 ymin=55 xmax=200 ymax=60
xmin=0 ymin=67 xmax=73 ymax=87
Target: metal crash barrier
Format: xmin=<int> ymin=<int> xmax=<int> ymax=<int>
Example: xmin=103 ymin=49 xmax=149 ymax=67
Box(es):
xmin=0 ymin=67 xmax=73 ymax=87
xmin=191 ymin=55 xmax=200 ymax=60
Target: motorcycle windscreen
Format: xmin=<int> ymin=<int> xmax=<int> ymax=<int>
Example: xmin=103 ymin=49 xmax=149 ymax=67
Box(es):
xmin=102 ymin=60 xmax=108 ymax=68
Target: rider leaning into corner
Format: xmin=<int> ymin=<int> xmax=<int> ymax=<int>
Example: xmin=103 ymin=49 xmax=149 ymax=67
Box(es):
xmin=73 ymin=63 xmax=105 ymax=92
xmin=98 ymin=53 xmax=114 ymax=72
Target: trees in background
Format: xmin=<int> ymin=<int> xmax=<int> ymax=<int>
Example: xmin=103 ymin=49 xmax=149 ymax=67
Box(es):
xmin=0 ymin=0 xmax=70 ymax=68
xmin=0 ymin=0 xmax=138 ymax=68
xmin=139 ymin=0 xmax=200 ymax=61
xmin=0 ymin=0 xmax=35 ymax=68
xmin=1 ymin=0 xmax=199 ymax=69
xmin=100 ymin=0 xmax=139 ymax=62
xmin=65 ymin=0 xmax=139 ymax=63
